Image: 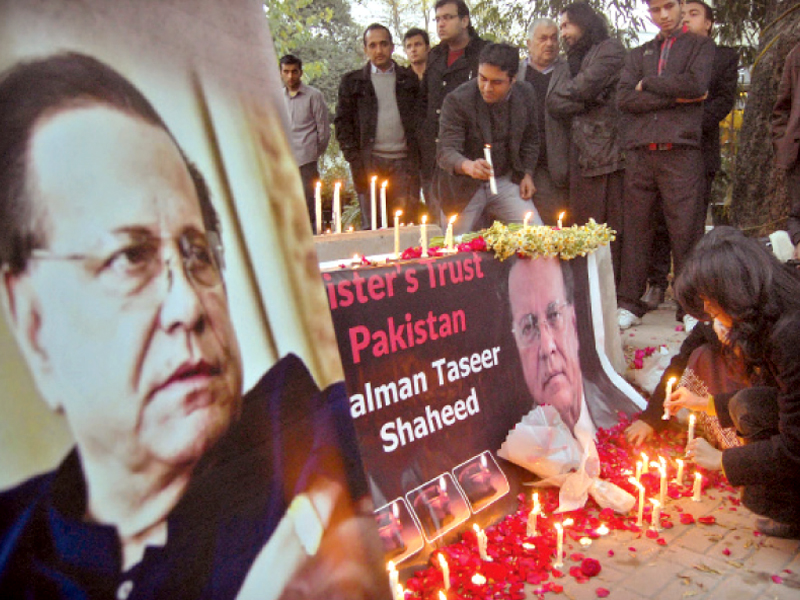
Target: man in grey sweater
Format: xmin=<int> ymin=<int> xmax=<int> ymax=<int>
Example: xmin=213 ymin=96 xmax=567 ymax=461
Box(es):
xmin=334 ymin=24 xmax=420 ymax=227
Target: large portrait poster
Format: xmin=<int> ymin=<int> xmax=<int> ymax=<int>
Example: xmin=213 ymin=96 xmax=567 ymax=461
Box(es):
xmin=326 ymin=249 xmax=643 ymax=573
xmin=0 ymin=1 xmax=388 ymax=598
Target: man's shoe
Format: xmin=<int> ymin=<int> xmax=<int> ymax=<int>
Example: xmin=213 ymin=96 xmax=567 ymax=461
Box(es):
xmin=755 ymin=517 xmax=800 ymax=539
xmin=641 ymin=285 xmax=665 ymax=311
xmin=617 ymin=308 xmax=641 ymax=330
xmin=683 ymin=314 xmax=699 ymax=333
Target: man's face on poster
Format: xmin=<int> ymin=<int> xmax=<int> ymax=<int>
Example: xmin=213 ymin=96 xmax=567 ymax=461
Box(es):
xmin=13 ymin=104 xmax=243 ymax=470
xmin=509 ymin=257 xmax=582 ymax=431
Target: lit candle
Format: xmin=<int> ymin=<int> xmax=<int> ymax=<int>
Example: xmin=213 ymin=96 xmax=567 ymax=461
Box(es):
xmin=348 ymin=225 xmax=354 ymax=233
xmin=388 ymin=561 xmax=399 ymax=595
xmin=692 ymin=472 xmax=702 ymax=502
xmin=444 ymin=215 xmax=456 ymax=250
xmin=437 ymin=554 xmax=450 ymax=591
xmin=579 ymin=537 xmax=592 ymax=547
xmin=553 ymin=518 xmax=573 ymax=567
xmin=629 ymin=477 xmax=645 ymax=527
xmin=662 ymin=376 xmax=677 ymax=420
xmin=658 ymin=460 xmax=667 ymax=505
xmin=473 ymin=524 xmax=491 ymax=562
xmin=557 ymin=211 xmax=565 ymax=229
xmin=438 ymin=591 xmax=446 ymax=600
xmin=381 ymin=180 xmax=388 ymax=228
xmin=471 ymin=574 xmax=486 ymax=585
xmin=523 ymin=211 xmax=533 ymax=227
xmin=641 ymin=452 xmax=649 ymax=474
xmin=394 ymin=210 xmax=403 ymax=258
xmin=527 ymin=493 xmax=539 ymax=537
xmin=370 ymin=176 xmax=378 ymax=230
xmin=483 ymin=144 xmax=498 ymax=195
xmin=333 ymin=181 xmax=342 ymax=233
xmin=675 ymin=458 xmax=685 ymax=486
xmin=315 ymin=181 xmax=322 ymax=235
xmin=687 ymin=413 xmax=696 ymax=447
xmin=596 ymin=524 xmax=610 ymax=536
xmin=650 ymin=498 xmax=661 ymax=531
xmin=352 ymin=253 xmax=360 ymax=266
xmin=635 ymin=460 xmax=643 ymax=483
xmin=421 ymin=215 xmax=429 ymax=258
xmin=395 ymin=584 xmax=404 ymax=600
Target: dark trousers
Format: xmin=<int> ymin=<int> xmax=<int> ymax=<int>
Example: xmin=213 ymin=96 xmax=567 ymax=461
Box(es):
xmin=648 ymin=169 xmax=715 ymax=290
xmin=299 ymin=161 xmax=320 ymax=233
xmin=532 ymin=164 xmax=568 ymax=227
xmin=617 ymin=146 xmax=706 ymax=317
xmin=786 ymin=162 xmax=800 ymax=246
xmin=355 ymin=155 xmax=420 ymax=229
xmin=729 ymin=387 xmax=800 ymax=524
xmin=569 ymin=148 xmax=625 ymax=286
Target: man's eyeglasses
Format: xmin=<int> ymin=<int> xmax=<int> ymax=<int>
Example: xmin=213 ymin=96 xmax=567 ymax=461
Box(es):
xmin=29 ymin=230 xmax=224 ymax=302
xmin=434 ymin=13 xmax=460 ymax=23
xmin=512 ymin=300 xmax=569 ymax=347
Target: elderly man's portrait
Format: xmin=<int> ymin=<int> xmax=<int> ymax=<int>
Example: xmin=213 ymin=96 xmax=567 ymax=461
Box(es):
xmin=507 ymin=255 xmax=639 ymax=438
xmin=0 ymin=2 xmax=387 ymax=599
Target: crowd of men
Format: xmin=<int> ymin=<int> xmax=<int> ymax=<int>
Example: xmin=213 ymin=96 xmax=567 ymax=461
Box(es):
xmin=281 ymin=0 xmax=752 ymax=330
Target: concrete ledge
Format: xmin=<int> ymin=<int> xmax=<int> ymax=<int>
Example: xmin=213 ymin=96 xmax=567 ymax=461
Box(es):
xmin=314 ymin=225 xmax=443 ymax=263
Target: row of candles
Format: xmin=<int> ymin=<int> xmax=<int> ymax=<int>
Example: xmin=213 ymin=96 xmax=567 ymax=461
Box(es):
xmin=389 ymin=426 xmax=706 ymax=599
xmin=314 ymin=178 xmax=394 ymax=236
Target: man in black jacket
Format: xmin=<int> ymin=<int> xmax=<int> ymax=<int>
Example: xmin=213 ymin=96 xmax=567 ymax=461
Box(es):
xmin=334 ymin=24 xmax=420 ymax=228
xmin=641 ymin=0 xmax=739 ymax=312
xmin=615 ymin=0 xmax=714 ymax=329
xmin=419 ymin=0 xmax=488 ymax=224
xmin=436 ymin=43 xmax=542 ymax=235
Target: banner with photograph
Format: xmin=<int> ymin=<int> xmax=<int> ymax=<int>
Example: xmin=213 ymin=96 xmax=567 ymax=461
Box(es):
xmin=326 ymin=250 xmax=642 ymax=571
xmin=0 ymin=1 xmax=388 ymax=598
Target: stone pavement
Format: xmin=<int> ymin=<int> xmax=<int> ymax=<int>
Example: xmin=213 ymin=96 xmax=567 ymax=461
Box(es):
xmin=576 ymin=299 xmax=800 ymax=600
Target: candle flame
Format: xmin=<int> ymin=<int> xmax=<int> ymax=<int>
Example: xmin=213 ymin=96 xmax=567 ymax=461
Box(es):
xmin=396 ymin=209 xmax=403 ymax=217
xmin=554 ymin=522 xmax=562 ymax=532
xmin=388 ymin=560 xmax=396 ymax=572
xmin=668 ymin=376 xmax=677 ymax=385
xmin=381 ymin=180 xmax=388 ymax=189
xmin=437 ymin=553 xmax=447 ymax=569
xmin=676 ymin=458 xmax=684 ymax=467
xmin=695 ymin=472 xmax=702 ymax=481
xmin=484 ymin=143 xmax=491 ymax=149
xmin=449 ymin=214 xmax=457 ymax=224
xmin=650 ymin=498 xmax=661 ymax=507
xmin=315 ymin=181 xmax=321 ymax=189
xmin=558 ymin=211 xmax=566 ymax=221
xmin=471 ymin=574 xmax=487 ymax=585
xmin=473 ymin=524 xmax=480 ymax=534
xmin=480 ymin=453 xmax=487 ymax=468
xmin=392 ymin=501 xmax=399 ymax=518
xmin=524 ymin=211 xmax=532 ymax=220
xmin=596 ymin=524 xmax=610 ymax=535
xmin=439 ymin=474 xmax=446 ymax=490
xmin=371 ymin=175 xmax=378 ymax=182
xmin=438 ymin=592 xmax=446 ymax=600
xmin=689 ymin=414 xmax=696 ymax=425
xmin=563 ymin=518 xmax=574 ymax=527
xmin=334 ymin=181 xmax=342 ymax=189
xmin=641 ymin=452 xmax=648 ymax=463
xmin=579 ymin=537 xmax=592 ymax=547
xmin=422 ymin=215 xmax=428 ymax=224
xmin=628 ymin=476 xmax=643 ymax=490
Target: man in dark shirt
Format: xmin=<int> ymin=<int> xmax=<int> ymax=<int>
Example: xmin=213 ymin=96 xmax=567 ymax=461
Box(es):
xmin=335 ymin=24 xmax=420 ymax=227
xmin=0 ymin=52 xmax=384 ymax=600
xmin=419 ymin=0 xmax=488 ymax=225
xmin=516 ymin=18 xmax=570 ymax=226
xmin=642 ymin=0 xmax=739 ymax=312
xmin=615 ymin=0 xmax=714 ymax=330
xmin=436 ymin=43 xmax=542 ymax=235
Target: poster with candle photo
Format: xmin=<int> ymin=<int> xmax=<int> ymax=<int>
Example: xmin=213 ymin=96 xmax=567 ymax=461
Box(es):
xmin=0 ymin=1 xmax=390 ymax=598
xmin=325 ymin=250 xmax=644 ymax=572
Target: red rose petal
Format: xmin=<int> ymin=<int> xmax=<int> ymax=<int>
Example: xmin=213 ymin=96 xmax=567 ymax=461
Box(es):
xmin=657 ymin=538 xmax=667 ymax=546
xmin=646 ymin=529 xmax=658 ymax=539
xmin=628 ymin=546 xmax=637 ymax=552
xmin=698 ymin=515 xmax=716 ymax=525
xmin=680 ymin=514 xmax=695 ymax=525
xmin=608 ymin=550 xmax=615 ymax=557
xmin=772 ymin=575 xmax=783 ymax=584
xmin=596 ymin=587 xmax=610 ymax=598
xmin=722 ymin=548 xmax=731 ymax=556
xmin=580 ymin=558 xmax=602 ymax=577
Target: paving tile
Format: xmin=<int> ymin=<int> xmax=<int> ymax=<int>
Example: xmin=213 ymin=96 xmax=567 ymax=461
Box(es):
xmin=744 ymin=545 xmax=800 ymax=574
xmin=705 ymin=573 xmax=769 ymax=600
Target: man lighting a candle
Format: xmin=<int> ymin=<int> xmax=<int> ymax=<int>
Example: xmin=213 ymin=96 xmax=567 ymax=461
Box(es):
xmin=436 ymin=43 xmax=543 ymax=236
xmin=0 ymin=52 xmax=385 ymax=598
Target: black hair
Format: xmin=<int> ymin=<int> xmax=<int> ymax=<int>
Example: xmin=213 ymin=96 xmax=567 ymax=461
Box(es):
xmin=362 ymin=23 xmax=393 ymax=47
xmin=561 ymin=2 xmax=610 ymax=47
xmin=685 ymin=0 xmax=715 ymax=34
xmin=403 ymin=27 xmax=430 ymax=47
xmin=434 ymin=0 xmax=477 ymax=38
xmin=0 ymin=52 xmax=220 ymax=275
xmin=478 ymin=43 xmax=521 ymax=78
xmin=279 ymin=54 xmax=303 ymax=69
xmin=674 ymin=226 xmax=800 ymax=376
